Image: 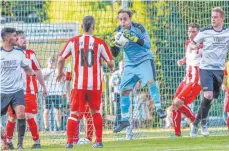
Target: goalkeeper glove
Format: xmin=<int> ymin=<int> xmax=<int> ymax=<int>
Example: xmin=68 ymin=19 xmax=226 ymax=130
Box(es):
xmin=110 ymin=32 xmax=117 ymax=47
xmin=123 ymin=29 xmax=138 ymax=43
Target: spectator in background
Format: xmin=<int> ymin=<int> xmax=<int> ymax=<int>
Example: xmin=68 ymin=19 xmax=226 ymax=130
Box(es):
xmin=109 ymin=60 xmax=124 ymax=129
xmin=42 ymin=56 xmax=65 ymax=131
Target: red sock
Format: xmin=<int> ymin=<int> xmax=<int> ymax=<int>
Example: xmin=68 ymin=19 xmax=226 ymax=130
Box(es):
xmin=92 ymin=113 xmax=103 ymax=143
xmin=227 ymin=117 xmax=229 ymax=130
xmin=84 ymin=112 xmax=93 ymax=141
xmin=27 ymin=118 xmax=39 ymax=141
xmin=179 ymin=105 xmax=195 ymax=122
xmin=6 ymin=120 xmax=16 ymax=139
xmin=172 ymin=110 xmax=181 ymax=136
xmin=67 ymin=114 xmax=80 ymax=144
xmin=73 ymin=121 xmax=80 ymax=143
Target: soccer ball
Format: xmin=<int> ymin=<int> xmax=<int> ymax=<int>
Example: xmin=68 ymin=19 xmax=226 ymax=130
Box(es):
xmin=77 ymin=138 xmax=91 ymax=145
xmin=114 ymin=32 xmax=129 ymax=48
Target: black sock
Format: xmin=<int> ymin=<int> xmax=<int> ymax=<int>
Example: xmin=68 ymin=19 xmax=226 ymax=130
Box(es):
xmin=17 ymin=119 xmax=26 ymax=145
xmin=193 ymin=97 xmax=212 ymax=127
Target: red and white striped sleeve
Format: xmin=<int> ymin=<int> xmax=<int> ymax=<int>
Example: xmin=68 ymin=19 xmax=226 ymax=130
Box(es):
xmin=30 ymin=52 xmax=41 ymax=71
xmin=59 ymin=38 xmax=74 ymax=59
xmin=100 ymin=41 xmax=113 ymax=63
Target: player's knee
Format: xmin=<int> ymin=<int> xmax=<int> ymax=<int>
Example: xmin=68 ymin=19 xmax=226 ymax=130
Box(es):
xmin=147 ymin=80 xmax=154 ymax=84
xmin=173 ymin=98 xmax=184 ymax=110
xmin=203 ymin=91 xmax=213 ymax=100
xmin=16 ymin=111 xmax=25 ymax=119
xmin=14 ymin=105 xmax=25 ymax=119
xmin=121 ymin=90 xmax=131 ymax=96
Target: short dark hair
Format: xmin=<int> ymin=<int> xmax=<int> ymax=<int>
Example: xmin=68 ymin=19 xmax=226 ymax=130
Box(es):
xmin=1 ymin=27 xmax=16 ymax=41
xmin=188 ymin=23 xmax=200 ymax=30
xmin=83 ymin=16 xmax=95 ymax=32
xmin=118 ymin=9 xmax=133 ymax=18
xmin=16 ymin=30 xmax=24 ymax=36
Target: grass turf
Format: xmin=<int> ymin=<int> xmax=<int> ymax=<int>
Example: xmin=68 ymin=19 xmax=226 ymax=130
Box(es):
xmin=20 ymin=135 xmax=229 ymax=151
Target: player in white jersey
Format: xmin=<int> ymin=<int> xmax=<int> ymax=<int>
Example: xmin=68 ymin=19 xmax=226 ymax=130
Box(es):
xmin=189 ymin=7 xmax=229 ymax=137
xmin=109 ymin=60 xmax=123 ymax=128
xmin=0 ymin=27 xmax=34 ymax=149
xmin=5 ymin=30 xmax=47 ymax=149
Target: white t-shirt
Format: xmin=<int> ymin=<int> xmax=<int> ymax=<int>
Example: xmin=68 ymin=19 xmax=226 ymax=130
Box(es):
xmin=193 ymin=26 xmax=229 ymax=70
xmin=42 ymin=67 xmax=65 ymax=95
xmin=0 ymin=47 xmax=29 ymax=94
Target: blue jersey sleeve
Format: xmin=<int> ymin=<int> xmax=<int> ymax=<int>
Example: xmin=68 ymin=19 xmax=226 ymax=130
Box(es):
xmin=140 ymin=28 xmax=151 ymax=49
xmin=133 ymin=23 xmax=151 ymax=49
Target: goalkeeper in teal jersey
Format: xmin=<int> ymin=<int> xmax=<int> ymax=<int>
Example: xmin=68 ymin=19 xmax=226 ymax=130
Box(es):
xmin=110 ymin=9 xmax=166 ymax=133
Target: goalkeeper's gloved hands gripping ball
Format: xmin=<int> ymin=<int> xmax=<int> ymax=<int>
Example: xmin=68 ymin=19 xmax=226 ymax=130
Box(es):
xmin=123 ymin=29 xmax=138 ymax=43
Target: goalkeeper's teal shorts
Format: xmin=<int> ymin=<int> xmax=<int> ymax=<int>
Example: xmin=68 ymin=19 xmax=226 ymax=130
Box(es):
xmin=119 ymin=59 xmax=156 ymax=91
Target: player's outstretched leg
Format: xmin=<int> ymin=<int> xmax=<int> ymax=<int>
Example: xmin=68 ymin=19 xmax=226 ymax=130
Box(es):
xmin=172 ymin=110 xmax=182 ymax=136
xmin=17 ymin=119 xmax=26 ymax=149
xmin=190 ymin=97 xmax=212 ymax=137
xmin=5 ymin=119 xmax=16 ymax=149
xmin=113 ymin=95 xmax=130 ymax=133
xmin=27 ymin=118 xmax=41 ymax=149
xmin=147 ymin=82 xmax=166 ymax=119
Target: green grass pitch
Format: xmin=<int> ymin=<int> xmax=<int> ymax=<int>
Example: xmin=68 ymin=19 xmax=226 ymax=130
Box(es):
xmin=21 ymin=135 xmax=229 ymax=151
xmin=10 ymin=128 xmax=229 ymax=151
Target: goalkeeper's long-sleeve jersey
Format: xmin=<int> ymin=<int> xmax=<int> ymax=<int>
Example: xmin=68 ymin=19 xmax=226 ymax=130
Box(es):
xmin=114 ymin=22 xmax=154 ymax=65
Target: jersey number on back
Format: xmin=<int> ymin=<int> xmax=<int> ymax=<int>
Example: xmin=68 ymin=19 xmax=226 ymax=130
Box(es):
xmin=79 ymin=48 xmax=94 ymax=67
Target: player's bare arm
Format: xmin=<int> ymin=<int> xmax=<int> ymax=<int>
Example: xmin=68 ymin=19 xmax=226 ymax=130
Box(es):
xmin=56 ymin=56 xmax=66 ymax=82
xmin=23 ymin=66 xmax=35 ymax=76
xmin=35 ymin=69 xmax=47 ymax=96
xmin=177 ymin=57 xmax=186 ymax=66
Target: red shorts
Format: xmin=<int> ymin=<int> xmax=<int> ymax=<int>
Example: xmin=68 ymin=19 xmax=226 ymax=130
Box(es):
xmin=70 ymin=89 xmax=102 ymax=112
xmin=224 ymin=89 xmax=229 ymax=112
xmin=8 ymin=93 xmax=38 ymax=117
xmin=175 ymin=82 xmax=201 ymax=104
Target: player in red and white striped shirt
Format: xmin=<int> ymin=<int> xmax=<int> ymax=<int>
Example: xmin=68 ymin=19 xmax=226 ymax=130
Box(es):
xmin=65 ymin=64 xmax=94 ymax=144
xmin=5 ymin=31 xmax=47 ymax=149
xmin=57 ymin=16 xmax=114 ymax=148
xmin=172 ymin=23 xmax=202 ymax=136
